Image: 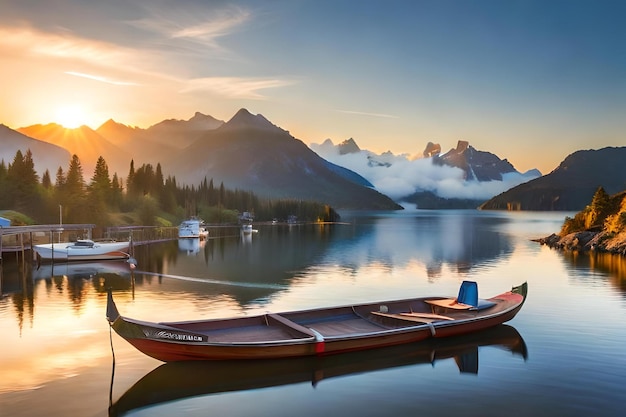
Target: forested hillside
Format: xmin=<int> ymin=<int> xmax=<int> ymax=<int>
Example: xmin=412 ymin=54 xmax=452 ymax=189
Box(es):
xmin=0 ymin=150 xmax=339 ymax=228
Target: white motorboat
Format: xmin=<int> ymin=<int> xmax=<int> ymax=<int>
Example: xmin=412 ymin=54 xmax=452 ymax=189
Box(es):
xmin=178 ymin=219 xmax=209 ymax=239
xmin=34 ymin=239 xmax=130 ymax=261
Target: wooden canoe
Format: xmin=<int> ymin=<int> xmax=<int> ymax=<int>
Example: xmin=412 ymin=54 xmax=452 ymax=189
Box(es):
xmin=106 ymin=282 xmax=527 ymax=362
xmin=108 ymin=324 xmax=526 ymax=416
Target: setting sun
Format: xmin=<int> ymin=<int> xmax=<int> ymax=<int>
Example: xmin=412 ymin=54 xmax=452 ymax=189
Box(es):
xmin=54 ymin=104 xmax=87 ymax=129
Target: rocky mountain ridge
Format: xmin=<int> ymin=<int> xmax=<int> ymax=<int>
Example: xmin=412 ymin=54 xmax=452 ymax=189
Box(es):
xmin=0 ymin=124 xmax=71 ymax=176
xmin=314 ymin=137 xmax=541 ymax=209
xmin=5 ymin=109 xmax=399 ymax=210
xmin=480 ymin=147 xmax=626 ymax=211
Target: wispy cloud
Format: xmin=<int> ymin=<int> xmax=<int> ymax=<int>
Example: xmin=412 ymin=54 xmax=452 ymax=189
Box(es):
xmin=0 ymin=26 xmax=133 ymax=65
xmin=129 ymin=5 xmax=250 ymax=51
xmin=65 ymin=71 xmax=139 ymax=86
xmin=0 ymin=4 xmax=295 ymax=103
xmin=337 ymin=109 xmax=400 ymax=119
xmin=180 ymin=76 xmax=296 ymax=99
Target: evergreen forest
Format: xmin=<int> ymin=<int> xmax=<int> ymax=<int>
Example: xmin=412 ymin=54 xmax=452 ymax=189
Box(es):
xmin=0 ymin=149 xmax=340 ymax=228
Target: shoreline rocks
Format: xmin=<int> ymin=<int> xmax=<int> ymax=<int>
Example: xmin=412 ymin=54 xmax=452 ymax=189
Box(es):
xmin=535 ymin=230 xmax=626 ymax=256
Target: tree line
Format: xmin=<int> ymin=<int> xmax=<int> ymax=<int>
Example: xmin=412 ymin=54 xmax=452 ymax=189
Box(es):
xmin=0 ymin=149 xmax=340 ymax=228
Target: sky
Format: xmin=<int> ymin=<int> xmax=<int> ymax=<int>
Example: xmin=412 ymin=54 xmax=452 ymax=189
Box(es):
xmin=1 ymin=0 xmax=625 ymax=175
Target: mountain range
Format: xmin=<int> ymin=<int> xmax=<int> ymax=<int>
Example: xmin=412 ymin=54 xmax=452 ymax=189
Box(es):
xmin=312 ymin=137 xmax=542 ymax=209
xmin=3 ymin=109 xmax=399 ymax=210
xmin=2 ymin=108 xmax=623 ymax=212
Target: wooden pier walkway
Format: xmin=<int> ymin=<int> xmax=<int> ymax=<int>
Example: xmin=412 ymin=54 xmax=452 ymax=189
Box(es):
xmin=0 ymin=224 xmax=179 ymax=263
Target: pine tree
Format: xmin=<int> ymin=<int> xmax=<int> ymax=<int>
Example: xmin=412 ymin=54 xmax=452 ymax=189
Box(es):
xmin=90 ymin=156 xmax=112 ymax=202
xmin=587 ymin=187 xmax=611 ymax=228
xmin=0 ymin=160 xmax=7 ymax=208
xmin=7 ymin=149 xmax=40 ymax=212
xmin=111 ymin=172 xmax=123 ymax=209
xmin=41 ymin=169 xmax=52 ymax=189
xmin=64 ymin=154 xmax=87 ymax=223
xmin=55 ymin=166 xmax=65 ymax=188
xmin=126 ymin=159 xmax=136 ymax=196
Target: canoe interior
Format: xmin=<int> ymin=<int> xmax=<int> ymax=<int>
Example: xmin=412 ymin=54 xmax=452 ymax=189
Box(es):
xmin=164 ymin=315 xmax=315 ymax=343
xmin=109 ymin=283 xmax=527 ymax=361
xmin=154 ymin=291 xmax=523 ymax=343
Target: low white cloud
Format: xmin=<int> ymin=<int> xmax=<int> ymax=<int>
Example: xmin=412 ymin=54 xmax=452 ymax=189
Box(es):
xmin=311 ymin=141 xmax=539 ymax=202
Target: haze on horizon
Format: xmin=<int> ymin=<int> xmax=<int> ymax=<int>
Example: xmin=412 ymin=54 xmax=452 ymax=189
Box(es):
xmin=1 ymin=0 xmax=625 ymax=175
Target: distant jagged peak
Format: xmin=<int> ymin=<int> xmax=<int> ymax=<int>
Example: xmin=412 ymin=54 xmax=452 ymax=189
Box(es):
xmin=100 ymin=118 xmax=121 ymax=128
xmin=522 ymin=168 xmax=542 ymax=177
xmin=148 ymin=112 xmax=223 ymax=131
xmin=337 ymin=138 xmax=361 ymax=154
xmin=23 ymin=122 xmax=61 ymax=130
xmin=99 ymin=118 xmax=137 ymax=129
xmin=221 ymin=108 xmax=285 ymax=133
xmin=187 ymin=111 xmax=224 ymax=129
xmin=439 ymin=140 xmax=471 ymax=161
xmin=19 ymin=122 xmax=97 ymax=135
xmin=321 ymin=138 xmax=334 ymax=147
xmin=456 ymin=140 xmax=469 ymax=153
xmin=423 ymin=141 xmax=441 ymax=157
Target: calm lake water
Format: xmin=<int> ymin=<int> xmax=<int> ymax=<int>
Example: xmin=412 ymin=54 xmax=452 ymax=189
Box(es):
xmin=1 ymin=209 xmax=625 ymax=417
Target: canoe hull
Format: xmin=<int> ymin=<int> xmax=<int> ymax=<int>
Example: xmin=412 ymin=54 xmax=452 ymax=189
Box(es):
xmin=107 ymin=282 xmax=528 ymax=362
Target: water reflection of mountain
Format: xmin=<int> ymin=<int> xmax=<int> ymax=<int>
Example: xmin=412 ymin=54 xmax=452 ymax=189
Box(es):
xmin=126 ymin=212 xmax=518 ymax=304
xmin=335 ymin=211 xmax=514 ymax=277
xmin=109 ymin=324 xmax=526 ymax=417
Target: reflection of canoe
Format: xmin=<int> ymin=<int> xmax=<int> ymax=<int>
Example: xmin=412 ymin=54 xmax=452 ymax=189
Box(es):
xmin=32 ymin=260 xmax=132 ymax=280
xmin=34 ymin=239 xmax=130 ymax=261
xmin=106 ymin=282 xmax=527 ymax=362
xmin=108 ymin=324 xmax=527 ymax=417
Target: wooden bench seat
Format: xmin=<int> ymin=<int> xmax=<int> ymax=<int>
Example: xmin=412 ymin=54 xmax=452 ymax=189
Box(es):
xmin=370 ymin=311 xmax=453 ymax=324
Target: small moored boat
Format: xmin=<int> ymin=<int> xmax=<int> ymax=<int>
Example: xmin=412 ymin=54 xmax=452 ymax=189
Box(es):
xmin=106 ymin=281 xmax=528 ymax=362
xmin=178 ymin=218 xmax=208 ymax=239
xmin=34 ymin=239 xmax=130 ymax=261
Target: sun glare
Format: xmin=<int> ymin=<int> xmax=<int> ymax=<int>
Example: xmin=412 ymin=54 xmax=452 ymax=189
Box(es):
xmin=55 ymin=105 xmax=87 ymax=129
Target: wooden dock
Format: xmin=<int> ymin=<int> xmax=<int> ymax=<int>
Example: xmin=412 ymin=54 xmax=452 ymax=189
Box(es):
xmin=0 ymin=224 xmax=179 ymax=263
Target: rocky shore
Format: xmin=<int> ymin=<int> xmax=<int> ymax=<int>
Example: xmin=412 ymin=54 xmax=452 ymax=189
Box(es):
xmin=535 ymin=229 xmax=626 ymax=256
